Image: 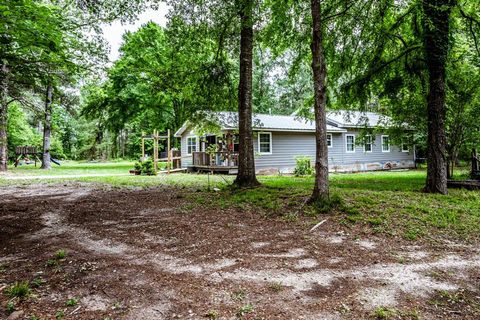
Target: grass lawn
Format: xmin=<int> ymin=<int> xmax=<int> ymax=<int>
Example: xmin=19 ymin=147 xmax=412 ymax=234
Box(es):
xmin=4 ymin=160 xmax=135 ymax=176
xmin=2 ymin=161 xmax=479 ymax=241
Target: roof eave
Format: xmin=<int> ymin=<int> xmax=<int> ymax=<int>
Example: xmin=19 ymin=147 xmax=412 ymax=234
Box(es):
xmin=220 ymin=127 xmax=347 ymax=133
xmin=174 ymin=122 xmax=189 ymax=137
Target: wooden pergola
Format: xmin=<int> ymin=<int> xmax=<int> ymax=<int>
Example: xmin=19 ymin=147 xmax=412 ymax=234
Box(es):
xmin=141 ymin=129 xmax=181 ymax=174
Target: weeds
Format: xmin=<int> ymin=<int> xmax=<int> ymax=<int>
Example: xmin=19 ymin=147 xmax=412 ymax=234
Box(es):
xmin=373 ymin=306 xmax=420 ymax=319
xmin=32 ymin=277 xmax=45 ymax=288
xmin=66 ymin=297 xmax=78 ymax=306
xmin=55 ymin=249 xmax=67 ymax=260
xmin=374 ymin=307 xmax=396 ymax=319
xmin=46 ymin=259 xmax=58 ymax=267
xmin=236 ymin=304 xmax=254 ymax=317
xmin=268 ymin=281 xmax=284 ymax=292
xmin=311 ymin=193 xmax=345 ymax=214
xmin=55 ymin=310 xmax=65 ymax=319
xmin=6 ymin=301 xmax=15 ymax=314
xmin=281 ymin=212 xmax=298 ymax=223
xmin=232 ymin=288 xmax=246 ymax=302
xmin=205 ymin=309 xmax=219 ymax=319
xmin=4 ymin=281 xmax=31 ymax=298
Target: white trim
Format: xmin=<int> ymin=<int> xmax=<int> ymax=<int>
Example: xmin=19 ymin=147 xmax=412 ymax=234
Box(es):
xmin=186 ymin=135 xmax=198 ymax=155
xmin=363 ymin=135 xmax=373 ymax=153
xmin=381 ymin=135 xmax=390 ymax=153
xmin=327 ymin=134 xmax=333 ymax=148
xmin=175 ymin=122 xmax=190 ymax=137
xmin=345 ymin=134 xmax=356 ymax=153
xmin=401 ymin=142 xmax=409 ymax=153
xmin=258 ymin=132 xmax=272 ymax=155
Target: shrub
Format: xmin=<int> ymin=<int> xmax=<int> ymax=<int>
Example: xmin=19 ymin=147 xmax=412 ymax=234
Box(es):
xmin=293 ymin=156 xmax=314 ymax=176
xmin=134 ymin=161 xmax=142 ymax=171
xmin=140 ymin=159 xmax=156 ymax=176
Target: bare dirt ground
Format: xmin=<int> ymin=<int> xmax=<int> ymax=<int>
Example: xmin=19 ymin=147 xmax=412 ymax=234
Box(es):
xmin=1 ymin=184 xmax=479 ymax=319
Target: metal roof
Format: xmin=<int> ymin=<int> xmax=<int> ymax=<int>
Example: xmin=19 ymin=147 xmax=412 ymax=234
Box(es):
xmin=174 ymin=112 xmax=347 ymax=137
xmin=326 ymin=110 xmax=392 ymax=128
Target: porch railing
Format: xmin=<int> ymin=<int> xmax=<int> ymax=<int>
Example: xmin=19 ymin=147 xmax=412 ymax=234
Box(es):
xmin=192 ymin=151 xmax=239 ymax=167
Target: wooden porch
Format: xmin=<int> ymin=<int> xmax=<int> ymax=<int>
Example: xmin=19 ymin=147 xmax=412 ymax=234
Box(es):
xmin=190 ymin=151 xmax=239 ymax=174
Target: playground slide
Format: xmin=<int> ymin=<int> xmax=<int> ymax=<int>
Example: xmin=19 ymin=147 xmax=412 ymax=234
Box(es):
xmin=51 ymin=158 xmax=61 ymax=166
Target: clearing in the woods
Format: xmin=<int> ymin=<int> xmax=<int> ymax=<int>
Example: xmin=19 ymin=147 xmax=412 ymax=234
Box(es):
xmin=1 ymin=162 xmax=479 ymax=319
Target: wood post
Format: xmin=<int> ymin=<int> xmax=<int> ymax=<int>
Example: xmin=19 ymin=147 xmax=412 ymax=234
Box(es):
xmin=167 ymin=129 xmax=171 ymax=174
xmin=141 ymin=131 xmax=145 ymax=160
xmin=153 ymin=129 xmax=158 ymax=174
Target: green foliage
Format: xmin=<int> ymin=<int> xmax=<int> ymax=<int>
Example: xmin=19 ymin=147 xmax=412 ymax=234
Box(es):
xmin=81 ymin=20 xmax=236 ymax=160
xmin=66 ymin=298 xmax=78 ymax=307
xmin=312 ymin=193 xmax=345 ymax=214
xmin=6 ymin=301 xmax=15 ymax=314
xmin=31 ymin=277 xmax=45 ymax=288
xmin=46 ymin=259 xmax=58 ymax=267
xmin=134 ymin=161 xmax=142 ymax=171
xmin=6 ymin=103 xmax=42 ymax=160
xmin=205 ymin=310 xmax=219 ymax=319
xmin=55 ymin=310 xmax=65 ymax=320
xmin=4 ymin=281 xmax=31 ymax=299
xmin=293 ymin=156 xmax=314 ymax=176
xmin=140 ymin=160 xmax=156 ymax=176
xmin=373 ymin=307 xmax=397 ymax=319
xmin=237 ymin=304 xmax=254 ymax=317
xmin=55 ymin=249 xmax=67 ymax=260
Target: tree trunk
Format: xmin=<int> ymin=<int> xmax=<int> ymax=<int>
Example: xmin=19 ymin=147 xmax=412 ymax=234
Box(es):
xmin=234 ymin=0 xmax=260 ymax=188
xmin=0 ymin=63 xmax=8 ymax=172
xmin=309 ymin=0 xmax=329 ymax=202
xmin=41 ymin=84 xmax=53 ymax=170
xmin=423 ymin=0 xmax=453 ymax=194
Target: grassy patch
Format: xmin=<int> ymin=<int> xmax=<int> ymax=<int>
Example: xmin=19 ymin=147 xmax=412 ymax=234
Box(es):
xmin=55 ymin=249 xmax=67 ymax=260
xmin=4 ymin=162 xmax=480 ymax=241
xmin=7 ymin=160 xmax=135 ymax=176
xmin=66 ymin=297 xmax=78 ymax=307
xmin=373 ymin=306 xmax=420 ymax=319
xmin=4 ymin=281 xmax=31 ymax=299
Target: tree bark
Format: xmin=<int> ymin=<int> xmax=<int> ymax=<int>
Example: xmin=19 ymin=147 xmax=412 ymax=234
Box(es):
xmin=423 ymin=0 xmax=453 ymax=194
xmin=234 ymin=0 xmax=260 ymax=188
xmin=309 ymin=0 xmax=329 ymax=202
xmin=0 ymin=63 xmax=8 ymax=172
xmin=41 ymin=84 xmax=53 ymax=170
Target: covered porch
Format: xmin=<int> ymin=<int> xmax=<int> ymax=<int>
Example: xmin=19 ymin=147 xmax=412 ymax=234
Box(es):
xmin=189 ymin=132 xmax=239 ymax=174
xmin=191 ymin=151 xmax=239 ymax=174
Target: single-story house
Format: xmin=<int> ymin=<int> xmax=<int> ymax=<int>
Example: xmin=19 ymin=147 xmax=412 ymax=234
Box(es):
xmin=174 ymin=111 xmax=415 ymax=174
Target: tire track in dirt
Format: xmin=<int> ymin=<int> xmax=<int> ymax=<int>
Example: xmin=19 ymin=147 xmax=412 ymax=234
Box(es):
xmin=4 ymin=185 xmax=480 ymax=319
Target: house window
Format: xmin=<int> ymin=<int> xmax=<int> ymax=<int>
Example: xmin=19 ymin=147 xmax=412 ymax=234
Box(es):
xmin=401 ymin=142 xmax=409 ymax=152
xmin=327 ymin=134 xmax=332 ymax=148
xmin=364 ymin=135 xmax=373 ymax=153
xmin=381 ymin=135 xmax=390 ymax=152
xmin=187 ymin=136 xmax=197 ymax=155
xmin=258 ymin=132 xmax=272 ymax=154
xmin=346 ymin=134 xmax=355 ymax=153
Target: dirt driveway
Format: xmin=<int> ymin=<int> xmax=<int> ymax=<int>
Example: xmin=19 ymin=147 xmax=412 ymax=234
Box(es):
xmin=1 ymin=184 xmax=479 ymax=319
